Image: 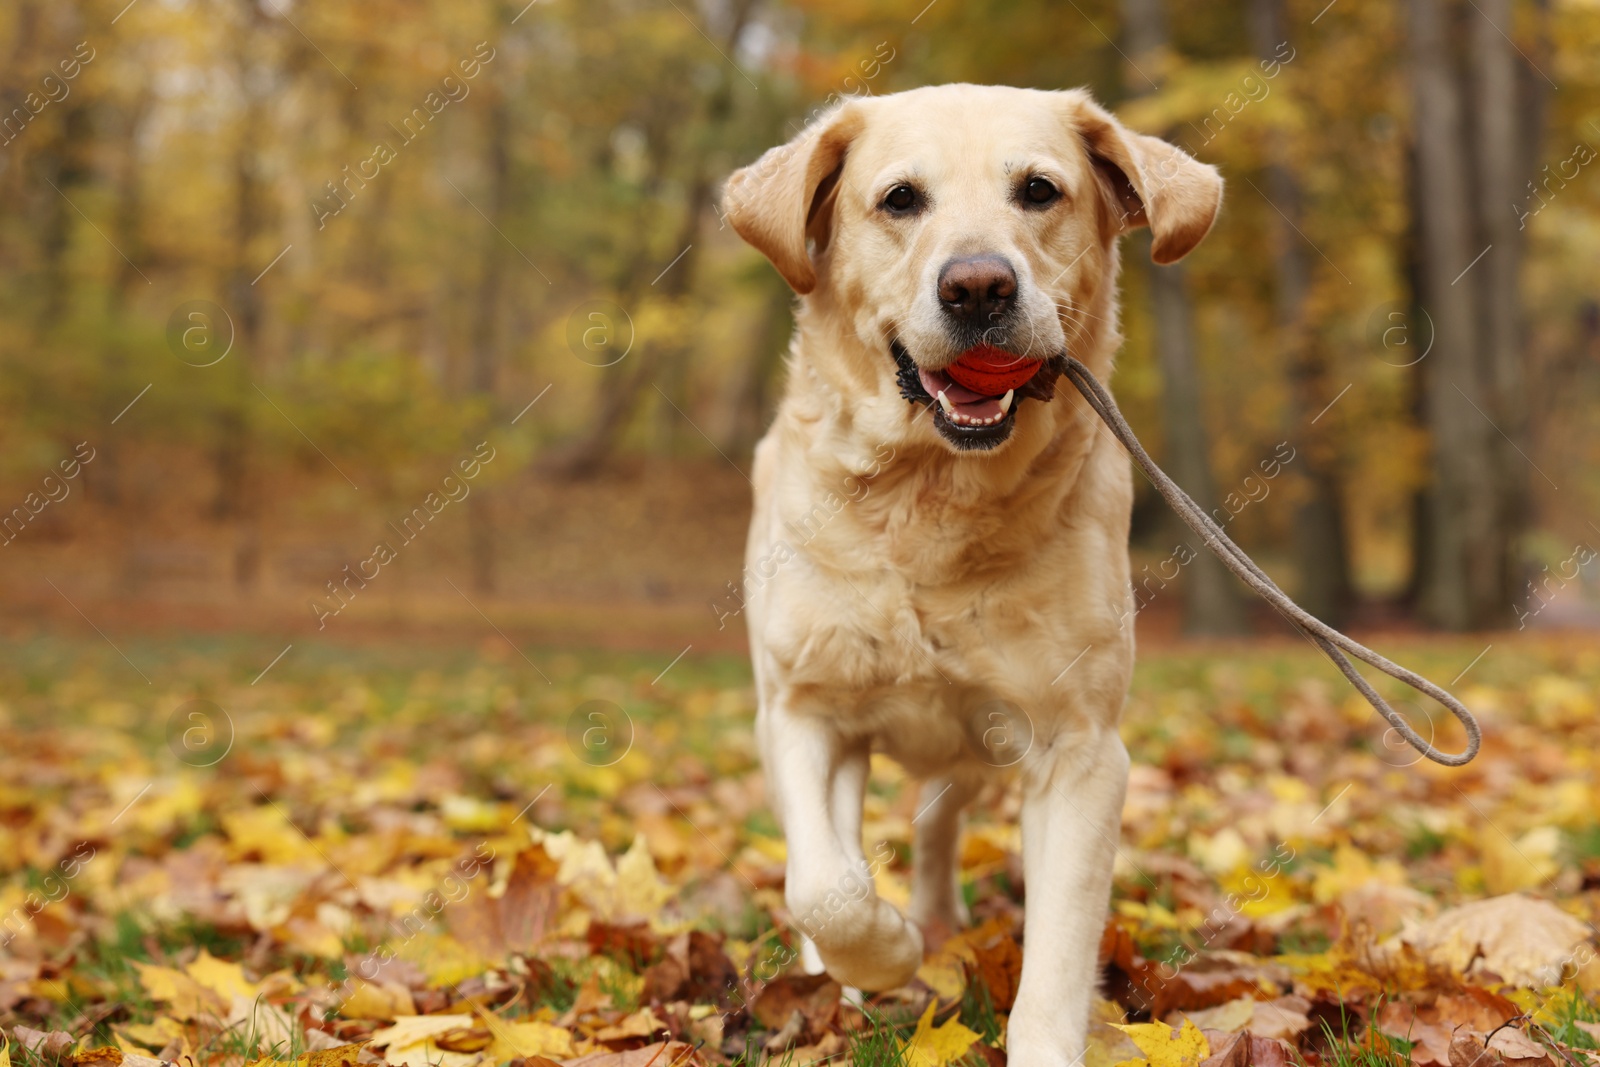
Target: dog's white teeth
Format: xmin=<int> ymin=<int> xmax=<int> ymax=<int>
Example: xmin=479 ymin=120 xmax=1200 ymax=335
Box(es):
xmin=936 ymin=390 xmax=955 ymax=417
xmin=999 ymin=389 xmax=1014 ymax=416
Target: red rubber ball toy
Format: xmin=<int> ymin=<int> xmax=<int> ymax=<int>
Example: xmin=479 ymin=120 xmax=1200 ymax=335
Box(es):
xmin=945 ymin=344 xmax=1042 ymax=395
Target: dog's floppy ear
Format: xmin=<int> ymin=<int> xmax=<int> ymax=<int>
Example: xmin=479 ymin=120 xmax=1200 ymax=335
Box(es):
xmin=1070 ymin=95 xmax=1223 ymax=265
xmin=723 ymin=103 xmax=865 ymax=294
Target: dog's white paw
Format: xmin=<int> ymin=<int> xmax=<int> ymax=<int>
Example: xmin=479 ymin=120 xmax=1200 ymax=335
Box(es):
xmin=808 ymin=896 xmax=924 ymax=991
xmin=1004 ymin=1006 xmax=1086 ymax=1067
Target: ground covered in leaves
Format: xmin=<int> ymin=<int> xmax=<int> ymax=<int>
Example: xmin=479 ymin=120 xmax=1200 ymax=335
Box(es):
xmin=0 ymin=632 xmax=1599 ymax=1067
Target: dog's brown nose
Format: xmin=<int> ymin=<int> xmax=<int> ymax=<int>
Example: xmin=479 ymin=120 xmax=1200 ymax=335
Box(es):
xmin=938 ymin=255 xmax=1017 ymax=322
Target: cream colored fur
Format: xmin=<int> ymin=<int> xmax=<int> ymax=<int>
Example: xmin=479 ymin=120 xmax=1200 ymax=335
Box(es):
xmin=723 ymin=84 xmax=1222 ymax=1067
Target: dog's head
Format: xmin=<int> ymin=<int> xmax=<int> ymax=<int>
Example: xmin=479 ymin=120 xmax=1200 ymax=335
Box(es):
xmin=724 ymin=84 xmax=1221 ymax=453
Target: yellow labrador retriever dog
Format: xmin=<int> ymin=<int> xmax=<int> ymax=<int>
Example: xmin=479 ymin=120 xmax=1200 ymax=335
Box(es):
xmin=723 ymin=84 xmax=1220 ymax=1066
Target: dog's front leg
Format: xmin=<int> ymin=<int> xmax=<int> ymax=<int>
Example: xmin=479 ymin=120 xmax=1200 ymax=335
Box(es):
xmin=760 ymin=694 xmax=924 ymax=991
xmin=1006 ymin=728 xmax=1130 ymax=1067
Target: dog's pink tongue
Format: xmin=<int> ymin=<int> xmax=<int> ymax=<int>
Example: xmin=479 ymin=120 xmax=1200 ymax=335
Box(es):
xmin=918 ymin=367 xmax=1005 ymax=421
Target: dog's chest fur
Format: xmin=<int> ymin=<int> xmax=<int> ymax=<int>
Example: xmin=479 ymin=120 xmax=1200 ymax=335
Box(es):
xmin=746 ymin=400 xmax=1135 ymax=774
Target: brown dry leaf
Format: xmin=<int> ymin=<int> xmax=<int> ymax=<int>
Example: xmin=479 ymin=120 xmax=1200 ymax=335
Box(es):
xmin=442 ymin=887 xmax=504 ymax=961
xmin=1338 ymin=883 xmax=1439 ymax=939
xmin=571 ymin=973 xmax=614 ymax=1017
xmin=118 ymin=1056 xmax=167 ymax=1067
xmin=1152 ymin=968 xmax=1266 ymax=1021
xmin=1486 ymin=1029 xmax=1556 ymax=1067
xmin=499 ymin=845 xmax=563 ymax=954
xmin=593 ymin=1006 xmax=670 ymax=1045
xmin=1434 ymin=988 xmax=1521 ymax=1032
xmin=641 ymin=931 xmax=738 ymax=1006
xmin=587 ymin=921 xmax=661 ymax=967
xmin=1185 ymin=999 xmax=1257 ymax=1035
xmin=785 ymin=1030 xmax=849 ymax=1067
xmin=562 ymin=1039 xmax=706 ymax=1067
xmin=1375 ymin=1002 xmax=1456 ymax=1067
xmin=973 ymin=934 xmax=1022 ymax=1012
xmin=750 ymin=973 xmax=841 ymax=1035
xmin=763 ymin=1009 xmax=806 ymax=1054
xmin=1448 ymin=1033 xmax=1495 ymax=1067
xmin=1198 ymin=1031 xmax=1249 ymax=1067
xmin=1403 ymin=894 xmax=1591 ymax=987
xmin=13 ymin=1028 xmax=74 ymax=1060
xmin=1198 ymin=1032 xmax=1292 ymax=1067
xmin=1099 ymin=921 xmax=1160 ymax=1014
xmin=1245 ymin=997 xmax=1311 ymax=1043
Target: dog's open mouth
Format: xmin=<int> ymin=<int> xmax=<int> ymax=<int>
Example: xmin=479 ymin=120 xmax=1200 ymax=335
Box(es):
xmin=893 ymin=340 xmax=1063 ymax=451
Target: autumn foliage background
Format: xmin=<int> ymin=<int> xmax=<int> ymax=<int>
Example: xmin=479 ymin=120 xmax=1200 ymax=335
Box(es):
xmin=2 ymin=0 xmax=1600 ymax=1065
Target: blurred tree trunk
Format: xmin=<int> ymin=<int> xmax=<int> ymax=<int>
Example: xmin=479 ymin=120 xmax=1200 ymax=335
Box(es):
xmin=95 ymin=86 xmax=156 ymax=513
xmin=718 ymin=281 xmax=793 ymax=454
xmin=1406 ymin=0 xmax=1536 ymax=628
xmin=216 ymin=3 xmax=270 ymax=592
xmin=552 ymin=0 xmax=758 ymax=478
xmin=466 ymin=92 xmax=511 ymax=594
xmin=1408 ymin=0 xmax=1504 ymax=630
xmin=1250 ymin=0 xmax=1353 ymax=626
xmin=1469 ymin=0 xmax=1541 ymax=615
xmin=1122 ymin=0 xmax=1249 ymax=636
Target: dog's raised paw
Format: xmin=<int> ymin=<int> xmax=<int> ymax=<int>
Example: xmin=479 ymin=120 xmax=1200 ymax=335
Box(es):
xmin=810 ymin=897 xmax=924 ymax=991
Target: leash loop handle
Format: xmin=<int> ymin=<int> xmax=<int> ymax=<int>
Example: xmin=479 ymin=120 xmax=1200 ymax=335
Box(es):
xmin=1062 ymin=358 xmax=1481 ymax=767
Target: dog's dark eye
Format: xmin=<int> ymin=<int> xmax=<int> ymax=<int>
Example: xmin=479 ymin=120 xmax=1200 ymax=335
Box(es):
xmin=881 ymin=184 xmax=921 ymax=214
xmin=1022 ymin=177 xmax=1059 ymax=206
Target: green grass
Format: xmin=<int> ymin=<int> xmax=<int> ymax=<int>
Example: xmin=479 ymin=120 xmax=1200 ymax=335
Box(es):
xmin=848 ymin=1006 xmax=912 ymax=1067
xmin=1313 ymin=1008 xmax=1414 ymax=1067
xmin=1534 ymin=989 xmax=1600 ymax=1053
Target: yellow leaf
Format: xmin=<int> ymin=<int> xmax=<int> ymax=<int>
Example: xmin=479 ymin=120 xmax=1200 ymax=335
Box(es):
xmin=1311 ymin=846 xmax=1406 ymax=905
xmin=1110 ymin=1020 xmax=1209 ymax=1067
xmin=370 ymin=1015 xmax=478 ymax=1067
xmin=221 ymin=806 xmax=321 ymax=865
xmin=595 ymin=1007 xmax=670 ymax=1043
xmin=1 ymin=1033 xmax=10 ymax=1067
xmin=185 ymin=949 xmax=258 ymax=1001
xmin=916 ymin=956 xmax=966 ymax=1002
xmin=117 ymin=1018 xmax=185 ymax=1051
xmin=614 ymin=835 xmax=675 ymax=919
xmin=900 ymin=1001 xmax=982 ymax=1067
xmin=302 ymin=1045 xmax=366 ymax=1067
xmin=131 ymin=961 xmax=224 ymax=1022
xmin=395 ymin=932 xmax=490 ymax=989
xmin=339 ymin=980 xmax=414 ymax=1020
xmin=480 ymin=1016 xmax=575 ymax=1062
